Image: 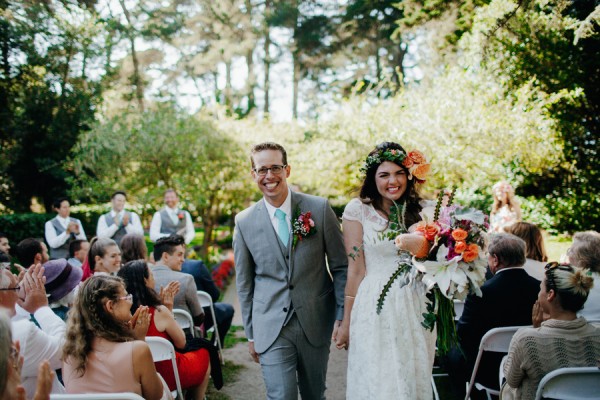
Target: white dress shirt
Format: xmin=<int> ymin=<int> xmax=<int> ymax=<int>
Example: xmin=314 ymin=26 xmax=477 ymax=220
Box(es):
xmin=96 ymin=209 xmax=144 ymax=238
xmin=263 ymin=188 xmax=292 ymax=237
xmin=44 ymin=215 xmax=86 ymax=249
xmin=11 ymin=306 xmax=67 ymax=398
xmin=149 ymin=206 xmax=195 ymax=244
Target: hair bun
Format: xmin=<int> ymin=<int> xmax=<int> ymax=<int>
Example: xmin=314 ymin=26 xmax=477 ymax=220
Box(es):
xmin=570 ymin=268 xmax=594 ymax=295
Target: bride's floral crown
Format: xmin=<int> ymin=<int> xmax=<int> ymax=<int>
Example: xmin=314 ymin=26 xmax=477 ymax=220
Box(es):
xmin=361 ymin=147 xmax=431 ymax=183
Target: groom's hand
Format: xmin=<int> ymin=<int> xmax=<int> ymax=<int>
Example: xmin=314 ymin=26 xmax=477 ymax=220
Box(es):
xmin=248 ymin=342 xmax=259 ymax=363
xmin=331 ymin=320 xmax=342 ymax=342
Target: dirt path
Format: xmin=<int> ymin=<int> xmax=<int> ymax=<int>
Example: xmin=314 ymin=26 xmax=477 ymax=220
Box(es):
xmin=219 ymin=279 xmax=348 ymax=400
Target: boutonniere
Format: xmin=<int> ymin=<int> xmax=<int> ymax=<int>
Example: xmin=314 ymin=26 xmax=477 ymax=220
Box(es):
xmin=177 ymin=212 xmax=185 ymax=220
xmin=292 ymin=205 xmax=317 ymax=248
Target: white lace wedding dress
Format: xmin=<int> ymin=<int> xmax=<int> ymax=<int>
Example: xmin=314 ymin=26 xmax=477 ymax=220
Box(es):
xmin=344 ymin=198 xmax=436 ymax=400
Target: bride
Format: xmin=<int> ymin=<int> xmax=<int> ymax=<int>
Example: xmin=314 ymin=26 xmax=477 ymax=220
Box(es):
xmin=335 ymin=141 xmax=436 ymax=399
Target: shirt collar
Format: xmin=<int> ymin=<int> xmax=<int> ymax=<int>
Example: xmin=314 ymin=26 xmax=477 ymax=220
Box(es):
xmin=264 ymin=188 xmax=292 ymax=219
xmin=56 ymin=215 xmax=70 ymax=224
xmin=165 ymin=205 xmax=179 ymax=213
xmin=495 ymin=266 xmax=525 ymax=275
xmin=111 ymin=209 xmax=124 ymax=217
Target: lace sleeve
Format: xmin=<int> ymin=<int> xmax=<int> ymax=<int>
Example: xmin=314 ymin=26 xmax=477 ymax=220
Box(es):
xmin=342 ymin=198 xmax=363 ymax=223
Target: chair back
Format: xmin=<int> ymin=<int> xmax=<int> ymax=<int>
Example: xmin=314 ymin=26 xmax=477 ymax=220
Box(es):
xmin=172 ymin=308 xmax=195 ymax=337
xmin=50 ymin=394 xmax=144 ymax=400
xmin=534 ymin=367 xmax=600 ymax=400
xmin=146 ymin=336 xmax=184 ymax=399
xmin=465 ymin=326 xmax=525 ymax=400
xmin=197 ymin=290 xmax=223 ymax=361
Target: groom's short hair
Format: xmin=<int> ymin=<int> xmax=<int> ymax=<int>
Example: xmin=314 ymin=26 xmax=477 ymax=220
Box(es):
xmin=250 ymin=142 xmax=287 ymax=169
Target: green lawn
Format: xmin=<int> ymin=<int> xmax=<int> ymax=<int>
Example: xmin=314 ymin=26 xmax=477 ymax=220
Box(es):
xmin=544 ymin=233 xmax=571 ymax=262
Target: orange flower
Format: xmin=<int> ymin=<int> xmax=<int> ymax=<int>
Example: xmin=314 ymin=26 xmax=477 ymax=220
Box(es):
xmin=454 ymin=240 xmax=467 ymax=254
xmin=408 ymin=150 xmax=427 ymax=164
xmin=395 ymin=233 xmax=431 ymax=258
xmin=411 ymin=163 xmax=431 ymax=181
xmin=415 ymin=223 xmax=439 ymax=242
xmin=451 ymin=228 xmax=468 ymax=241
xmin=462 ymin=244 xmax=479 ymax=262
xmin=402 ymin=157 xmax=414 ymax=168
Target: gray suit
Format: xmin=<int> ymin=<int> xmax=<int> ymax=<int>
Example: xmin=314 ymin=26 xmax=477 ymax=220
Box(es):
xmin=234 ymin=191 xmax=347 ymax=399
xmin=151 ymin=264 xmax=204 ymax=319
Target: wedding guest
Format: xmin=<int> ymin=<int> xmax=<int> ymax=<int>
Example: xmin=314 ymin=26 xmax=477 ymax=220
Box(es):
xmin=182 ymin=257 xmax=234 ymax=346
xmin=446 ymin=233 xmax=540 ymax=398
xmin=567 ymin=230 xmax=600 ymax=320
xmin=0 ymin=232 xmax=10 ymax=255
xmin=0 ymin=308 xmax=54 ymax=400
xmin=44 ymin=197 xmax=86 ymax=260
xmin=120 ymin=233 xmax=149 ymax=264
xmin=119 ymin=261 xmax=212 ymax=399
xmin=43 ymin=259 xmax=83 ymax=321
xmin=15 ymin=239 xmax=49 ymax=269
xmin=88 ymin=237 xmax=122 ymax=276
xmin=152 ymin=235 xmax=204 ymax=326
xmin=501 ymin=263 xmax=600 ymax=400
xmin=96 ymin=191 xmax=144 ymax=245
xmin=1 ymin=264 xmax=67 ymax=397
xmin=490 ymin=181 xmax=521 ymax=232
xmin=150 ymin=189 xmax=195 ymax=244
xmin=505 ymin=222 xmax=547 ymax=281
xmin=62 ymin=275 xmax=171 ymax=399
xmin=67 ymin=239 xmax=89 ymax=269
xmin=234 ymin=142 xmax=347 ymax=399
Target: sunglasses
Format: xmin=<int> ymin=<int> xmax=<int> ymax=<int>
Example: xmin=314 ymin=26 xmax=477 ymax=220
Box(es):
xmin=544 ymin=262 xmax=574 ymax=291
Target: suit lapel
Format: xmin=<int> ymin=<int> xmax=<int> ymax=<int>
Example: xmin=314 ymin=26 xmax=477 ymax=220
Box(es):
xmin=288 ymin=192 xmax=302 ymax=278
xmin=256 ymin=199 xmax=288 ymax=273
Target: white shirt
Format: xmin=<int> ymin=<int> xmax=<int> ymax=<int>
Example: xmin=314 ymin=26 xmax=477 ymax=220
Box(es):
xmin=11 ymin=306 xmax=67 ymax=398
xmin=96 ymin=209 xmax=144 ymax=238
xmin=149 ymin=206 xmax=195 ymax=244
xmin=44 ymin=215 xmax=86 ymax=249
xmin=263 ymin=188 xmax=292 ymax=236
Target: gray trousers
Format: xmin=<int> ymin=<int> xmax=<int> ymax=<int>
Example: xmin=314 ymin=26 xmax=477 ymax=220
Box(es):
xmin=259 ymin=314 xmax=330 ymax=400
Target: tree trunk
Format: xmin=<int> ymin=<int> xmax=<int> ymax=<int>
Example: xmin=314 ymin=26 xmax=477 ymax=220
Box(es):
xmin=225 ymin=60 xmax=232 ymax=113
xmin=118 ymin=0 xmax=144 ymax=112
xmin=263 ymin=29 xmax=271 ymax=115
xmin=292 ymin=52 xmax=299 ymax=119
xmin=246 ymin=49 xmax=256 ymax=116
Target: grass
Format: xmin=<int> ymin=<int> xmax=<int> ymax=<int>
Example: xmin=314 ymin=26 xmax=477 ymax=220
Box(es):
xmin=205 ymin=326 xmax=247 ymax=400
xmin=544 ymin=233 xmax=571 ymax=263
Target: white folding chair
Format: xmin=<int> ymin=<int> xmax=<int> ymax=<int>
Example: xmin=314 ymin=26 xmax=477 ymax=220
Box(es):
xmin=50 ymin=394 xmax=144 ymax=400
xmin=454 ymin=299 xmax=465 ymax=321
xmin=172 ymin=308 xmax=196 ymax=338
xmin=146 ymin=336 xmax=184 ymax=399
xmin=534 ymin=366 xmax=600 ymax=400
xmin=465 ymin=326 xmax=524 ymax=400
xmin=197 ymin=290 xmax=223 ymax=361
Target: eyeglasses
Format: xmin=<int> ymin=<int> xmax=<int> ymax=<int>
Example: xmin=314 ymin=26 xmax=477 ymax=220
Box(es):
xmin=253 ymin=165 xmax=287 ymax=176
xmin=118 ymin=294 xmax=133 ymax=302
xmin=0 ymin=286 xmax=20 ymax=291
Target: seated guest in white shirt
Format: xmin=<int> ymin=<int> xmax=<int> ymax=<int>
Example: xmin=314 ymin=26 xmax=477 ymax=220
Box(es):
xmin=0 ymin=264 xmax=67 ymax=398
xmin=96 ymin=191 xmax=144 ymax=245
xmin=88 ymin=237 xmax=122 ymax=276
xmin=44 ymin=197 xmax=86 ymax=260
xmin=568 ymin=230 xmax=600 ymax=320
xmin=150 ymin=189 xmax=195 ymax=244
xmin=67 ymin=239 xmax=89 ymax=269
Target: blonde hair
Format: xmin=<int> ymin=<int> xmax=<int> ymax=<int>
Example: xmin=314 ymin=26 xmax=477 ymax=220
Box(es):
xmin=545 ymin=263 xmax=594 ymax=312
xmin=505 ymin=222 xmax=548 ymax=262
xmin=63 ymin=275 xmax=133 ymax=376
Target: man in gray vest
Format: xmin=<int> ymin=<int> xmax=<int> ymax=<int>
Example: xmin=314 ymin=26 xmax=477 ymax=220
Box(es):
xmin=149 ymin=188 xmax=195 ymax=244
xmin=44 ymin=197 xmax=86 ymax=260
xmin=96 ymin=190 xmax=144 ymax=245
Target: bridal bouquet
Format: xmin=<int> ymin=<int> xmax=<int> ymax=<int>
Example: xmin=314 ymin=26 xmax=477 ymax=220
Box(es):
xmin=377 ymin=189 xmax=489 ymax=354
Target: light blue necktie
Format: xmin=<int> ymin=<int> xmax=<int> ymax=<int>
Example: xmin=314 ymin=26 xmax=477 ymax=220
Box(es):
xmin=275 ymin=209 xmax=290 ymax=247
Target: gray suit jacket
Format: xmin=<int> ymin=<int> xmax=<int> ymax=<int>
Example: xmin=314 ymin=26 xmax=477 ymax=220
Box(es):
xmin=234 ymin=191 xmax=347 ymax=353
xmin=151 ymin=264 xmax=204 ymax=319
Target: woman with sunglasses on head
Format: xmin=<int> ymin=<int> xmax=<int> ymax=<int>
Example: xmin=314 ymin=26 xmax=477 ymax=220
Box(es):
xmin=500 ymin=262 xmax=600 ymax=400
xmin=62 ymin=275 xmax=172 ymax=400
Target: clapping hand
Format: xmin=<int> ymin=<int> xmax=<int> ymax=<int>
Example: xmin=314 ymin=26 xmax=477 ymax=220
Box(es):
xmin=32 ymin=361 xmax=54 ymax=400
xmin=17 ymin=264 xmax=48 ymax=314
xmin=159 ymin=281 xmax=180 ymax=311
xmin=128 ymin=305 xmax=150 ymax=340
xmin=121 ymin=213 xmax=130 ymax=226
xmin=67 ymin=221 xmax=79 ymax=234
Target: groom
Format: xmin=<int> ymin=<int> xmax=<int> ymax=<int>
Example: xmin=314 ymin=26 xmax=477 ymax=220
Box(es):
xmin=234 ymin=142 xmax=348 ymax=399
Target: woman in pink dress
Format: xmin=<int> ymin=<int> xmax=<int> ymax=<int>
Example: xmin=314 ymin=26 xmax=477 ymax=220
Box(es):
xmin=62 ymin=275 xmax=171 ymax=400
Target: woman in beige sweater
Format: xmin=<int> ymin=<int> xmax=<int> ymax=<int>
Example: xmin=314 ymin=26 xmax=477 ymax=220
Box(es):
xmin=501 ymin=262 xmax=600 ymax=399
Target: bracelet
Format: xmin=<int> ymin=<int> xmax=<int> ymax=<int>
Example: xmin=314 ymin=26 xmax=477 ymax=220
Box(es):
xmin=345 ymin=295 xmax=356 ymax=299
